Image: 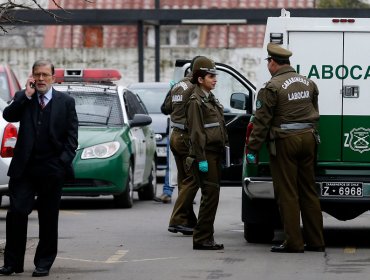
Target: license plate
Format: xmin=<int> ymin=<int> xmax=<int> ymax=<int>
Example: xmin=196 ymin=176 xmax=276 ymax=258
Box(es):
xmin=156 ymin=147 xmax=167 ymax=157
xmin=321 ymin=182 xmax=363 ymax=197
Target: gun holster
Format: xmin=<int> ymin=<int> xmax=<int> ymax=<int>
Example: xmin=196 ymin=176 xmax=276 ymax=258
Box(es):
xmin=185 ymin=157 xmax=195 ymax=172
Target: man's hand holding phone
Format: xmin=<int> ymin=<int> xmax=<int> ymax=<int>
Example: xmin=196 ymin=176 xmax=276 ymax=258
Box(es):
xmin=25 ymin=78 xmax=36 ymax=97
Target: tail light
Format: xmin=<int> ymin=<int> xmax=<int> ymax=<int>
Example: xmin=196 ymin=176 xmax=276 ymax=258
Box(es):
xmin=245 ymin=121 xmax=258 ymax=164
xmin=1 ymin=123 xmax=18 ymax=158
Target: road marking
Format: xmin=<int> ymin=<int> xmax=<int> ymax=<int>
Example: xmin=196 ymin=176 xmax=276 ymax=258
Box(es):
xmin=344 ymin=247 xmax=356 ymax=254
xmin=60 ymin=210 xmax=85 ymax=215
xmin=57 ymin=256 xmax=179 ymax=264
xmin=57 ymin=257 xmax=105 ymax=263
xmin=105 ymin=250 xmax=129 ymax=263
xmin=129 ymin=257 xmax=179 ymax=263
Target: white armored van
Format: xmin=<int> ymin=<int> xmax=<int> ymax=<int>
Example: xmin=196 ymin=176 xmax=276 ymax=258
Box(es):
xmin=236 ymin=9 xmax=370 ymax=243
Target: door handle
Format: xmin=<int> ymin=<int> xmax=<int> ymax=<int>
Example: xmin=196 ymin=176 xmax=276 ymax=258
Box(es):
xmin=342 ymin=86 xmax=359 ymax=98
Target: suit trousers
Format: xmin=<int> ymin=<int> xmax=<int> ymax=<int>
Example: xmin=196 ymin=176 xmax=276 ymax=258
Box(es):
xmin=4 ymin=174 xmax=63 ymax=271
xmin=269 ymin=132 xmax=324 ymax=250
xmin=169 ymin=129 xmax=197 ymax=227
xmin=193 ymin=151 xmax=221 ymax=244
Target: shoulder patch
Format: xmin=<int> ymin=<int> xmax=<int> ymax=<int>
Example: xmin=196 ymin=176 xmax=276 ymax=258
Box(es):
xmin=256 ymin=100 xmax=263 ymax=110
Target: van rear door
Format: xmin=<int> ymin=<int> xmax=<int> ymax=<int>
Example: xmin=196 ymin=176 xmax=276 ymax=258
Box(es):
xmin=288 ymin=31 xmax=370 ymax=162
xmin=342 ymin=32 xmax=370 ymax=162
xmin=288 ymin=32 xmax=343 ymax=162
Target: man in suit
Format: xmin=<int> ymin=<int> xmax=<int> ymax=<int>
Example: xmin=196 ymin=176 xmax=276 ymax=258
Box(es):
xmin=0 ymin=59 xmax=78 ymax=277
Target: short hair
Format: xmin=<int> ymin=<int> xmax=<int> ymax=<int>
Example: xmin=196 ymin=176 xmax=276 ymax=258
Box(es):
xmin=32 ymin=59 xmax=55 ymax=75
xmin=191 ymin=70 xmax=208 ymax=84
xmin=272 ymin=58 xmax=290 ymax=66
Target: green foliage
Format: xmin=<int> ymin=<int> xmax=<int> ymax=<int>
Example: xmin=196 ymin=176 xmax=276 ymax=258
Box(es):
xmin=318 ymin=0 xmax=370 ymax=8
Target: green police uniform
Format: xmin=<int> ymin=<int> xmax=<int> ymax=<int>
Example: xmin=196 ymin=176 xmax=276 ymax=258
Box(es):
xmin=186 ymin=84 xmax=228 ymax=245
xmin=247 ymin=43 xmax=324 ymax=251
xmin=165 ymin=75 xmax=198 ymax=228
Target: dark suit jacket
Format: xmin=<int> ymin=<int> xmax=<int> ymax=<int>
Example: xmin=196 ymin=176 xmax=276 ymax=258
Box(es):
xmin=3 ymin=88 xmax=78 ymax=178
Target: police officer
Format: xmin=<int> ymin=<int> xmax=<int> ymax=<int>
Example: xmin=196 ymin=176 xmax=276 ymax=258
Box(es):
xmin=186 ymin=56 xmax=228 ymax=250
xmin=162 ymin=56 xmax=202 ymax=235
xmin=247 ymin=43 xmax=325 ymax=253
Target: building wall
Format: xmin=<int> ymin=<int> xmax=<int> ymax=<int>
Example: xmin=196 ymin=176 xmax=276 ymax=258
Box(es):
xmin=0 ymin=47 xmax=262 ymax=87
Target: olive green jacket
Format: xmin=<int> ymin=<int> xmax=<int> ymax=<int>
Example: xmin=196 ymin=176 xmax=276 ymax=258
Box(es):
xmin=161 ymin=74 xmax=194 ymax=130
xmin=248 ymin=65 xmax=319 ymax=153
xmin=186 ymin=85 xmax=228 ymax=161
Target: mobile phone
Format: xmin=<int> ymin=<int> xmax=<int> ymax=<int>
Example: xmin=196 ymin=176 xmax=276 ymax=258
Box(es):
xmin=30 ymin=82 xmax=36 ymax=89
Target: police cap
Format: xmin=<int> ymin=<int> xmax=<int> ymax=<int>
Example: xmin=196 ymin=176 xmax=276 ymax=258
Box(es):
xmin=266 ymin=43 xmax=292 ymax=60
xmin=192 ymin=56 xmax=217 ymax=75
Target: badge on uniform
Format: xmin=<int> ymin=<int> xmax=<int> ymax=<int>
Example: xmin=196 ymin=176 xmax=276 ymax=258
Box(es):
xmin=256 ymin=100 xmax=263 ymax=110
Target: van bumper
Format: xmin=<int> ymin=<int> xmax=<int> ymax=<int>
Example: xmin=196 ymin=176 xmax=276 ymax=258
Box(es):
xmin=243 ymin=177 xmax=370 ymax=201
xmin=243 ymin=177 xmax=275 ymax=199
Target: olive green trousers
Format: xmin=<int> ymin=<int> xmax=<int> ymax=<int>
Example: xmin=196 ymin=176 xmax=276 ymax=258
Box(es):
xmin=169 ymin=129 xmax=197 ymax=227
xmin=270 ymin=132 xmax=324 ymax=250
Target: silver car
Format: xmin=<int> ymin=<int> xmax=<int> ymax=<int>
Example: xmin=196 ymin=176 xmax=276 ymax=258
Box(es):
xmin=127 ymin=82 xmax=170 ymax=178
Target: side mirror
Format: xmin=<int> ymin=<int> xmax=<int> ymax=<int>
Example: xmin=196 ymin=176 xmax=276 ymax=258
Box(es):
xmin=130 ymin=114 xmax=152 ymax=128
xmin=230 ymin=92 xmax=249 ymax=110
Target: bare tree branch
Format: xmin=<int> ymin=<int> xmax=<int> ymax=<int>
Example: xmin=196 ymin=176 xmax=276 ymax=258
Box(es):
xmin=0 ymin=0 xmax=94 ymax=33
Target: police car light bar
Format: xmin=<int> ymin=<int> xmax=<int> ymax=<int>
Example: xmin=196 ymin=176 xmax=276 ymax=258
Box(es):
xmin=54 ymin=69 xmax=122 ymax=83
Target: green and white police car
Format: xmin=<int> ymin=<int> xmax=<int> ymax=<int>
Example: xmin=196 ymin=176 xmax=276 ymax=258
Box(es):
xmin=53 ymin=69 xmax=157 ymax=208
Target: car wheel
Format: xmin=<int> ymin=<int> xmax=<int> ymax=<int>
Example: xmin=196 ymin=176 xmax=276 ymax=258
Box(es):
xmin=0 ymin=196 xmax=2 ymax=207
xmin=138 ymin=159 xmax=157 ymax=200
xmin=114 ymin=164 xmax=134 ymax=208
xmin=244 ymin=222 xmax=274 ymax=243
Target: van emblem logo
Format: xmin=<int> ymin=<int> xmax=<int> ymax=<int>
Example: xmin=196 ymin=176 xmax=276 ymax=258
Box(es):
xmin=349 ymin=127 xmax=370 ymax=153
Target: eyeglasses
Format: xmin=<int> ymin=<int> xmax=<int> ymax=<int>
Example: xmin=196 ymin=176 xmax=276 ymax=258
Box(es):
xmin=33 ymin=73 xmax=53 ymax=78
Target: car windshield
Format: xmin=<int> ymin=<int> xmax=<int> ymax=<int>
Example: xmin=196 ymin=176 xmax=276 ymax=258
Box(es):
xmin=129 ymin=84 xmax=169 ymax=114
xmin=60 ymin=86 xmax=124 ymax=127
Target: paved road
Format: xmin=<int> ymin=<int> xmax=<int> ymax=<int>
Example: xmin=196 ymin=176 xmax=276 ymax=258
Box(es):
xmin=1 ymin=185 xmax=370 ymax=279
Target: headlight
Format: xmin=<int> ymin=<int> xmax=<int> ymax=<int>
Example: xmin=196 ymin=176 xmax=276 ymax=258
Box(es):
xmin=155 ymin=133 xmax=163 ymax=141
xmin=81 ymin=141 xmax=120 ymax=159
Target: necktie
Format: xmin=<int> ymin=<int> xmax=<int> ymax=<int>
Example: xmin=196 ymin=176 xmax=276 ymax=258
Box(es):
xmin=39 ymin=95 xmax=45 ymax=109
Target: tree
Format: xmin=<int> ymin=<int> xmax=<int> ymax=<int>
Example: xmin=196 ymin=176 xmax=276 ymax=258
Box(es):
xmin=318 ymin=0 xmax=370 ymax=8
xmin=0 ymin=0 xmax=92 ymax=33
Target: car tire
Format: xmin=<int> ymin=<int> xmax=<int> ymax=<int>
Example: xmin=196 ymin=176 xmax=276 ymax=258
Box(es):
xmin=138 ymin=159 xmax=157 ymax=200
xmin=0 ymin=196 xmax=2 ymax=207
xmin=244 ymin=222 xmax=274 ymax=243
xmin=114 ymin=164 xmax=134 ymax=208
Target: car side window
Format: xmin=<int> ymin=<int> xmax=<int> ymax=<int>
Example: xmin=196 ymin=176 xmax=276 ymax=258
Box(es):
xmin=124 ymin=90 xmax=148 ymax=120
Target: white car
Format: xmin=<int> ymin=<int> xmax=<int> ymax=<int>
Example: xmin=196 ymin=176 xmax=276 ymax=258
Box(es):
xmin=0 ymin=98 xmax=18 ymax=205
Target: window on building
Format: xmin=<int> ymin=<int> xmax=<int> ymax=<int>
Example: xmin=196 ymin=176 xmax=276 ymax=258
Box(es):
xmin=148 ymin=26 xmax=199 ymax=47
xmin=176 ymin=29 xmax=190 ymax=45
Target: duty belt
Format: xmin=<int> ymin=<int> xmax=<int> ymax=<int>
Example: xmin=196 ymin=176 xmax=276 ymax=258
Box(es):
xmin=204 ymin=122 xmax=220 ymax=128
xmin=171 ymin=121 xmax=186 ymax=130
xmin=280 ymin=123 xmax=313 ymax=130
